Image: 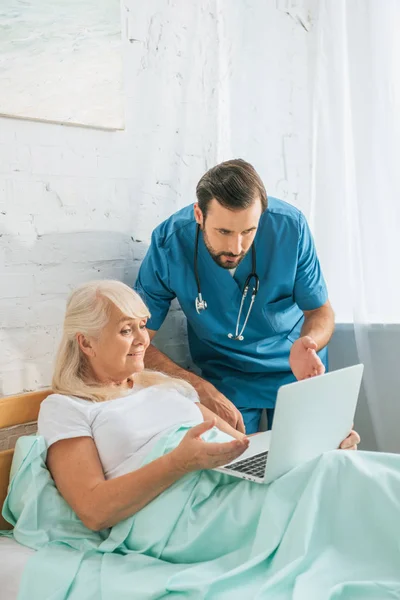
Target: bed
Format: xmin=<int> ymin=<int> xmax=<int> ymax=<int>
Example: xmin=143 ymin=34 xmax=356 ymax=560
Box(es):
xmin=2 ymin=389 xmax=400 ymax=599
xmin=0 ymin=390 xmax=51 ymax=599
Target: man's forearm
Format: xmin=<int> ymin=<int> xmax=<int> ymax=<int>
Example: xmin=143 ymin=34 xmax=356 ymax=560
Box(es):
xmin=300 ymin=303 xmax=335 ymax=350
xmin=144 ymin=343 xmax=203 ymax=387
xmin=145 ymin=338 xmax=246 ymax=431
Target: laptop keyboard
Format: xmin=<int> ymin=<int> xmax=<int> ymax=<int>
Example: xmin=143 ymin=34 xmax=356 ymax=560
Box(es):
xmin=226 ymin=451 xmax=269 ymax=478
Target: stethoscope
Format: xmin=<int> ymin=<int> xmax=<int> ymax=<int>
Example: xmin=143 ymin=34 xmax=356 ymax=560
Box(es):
xmin=194 ymin=224 xmax=260 ymax=341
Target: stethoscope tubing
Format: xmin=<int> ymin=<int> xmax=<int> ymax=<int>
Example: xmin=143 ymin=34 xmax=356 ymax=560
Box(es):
xmin=194 ymin=224 xmax=259 ymax=340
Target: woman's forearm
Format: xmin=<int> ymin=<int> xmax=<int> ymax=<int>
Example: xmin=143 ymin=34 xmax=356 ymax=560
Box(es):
xmin=86 ymin=453 xmax=184 ymax=530
xmin=88 ymin=407 xmax=247 ymax=529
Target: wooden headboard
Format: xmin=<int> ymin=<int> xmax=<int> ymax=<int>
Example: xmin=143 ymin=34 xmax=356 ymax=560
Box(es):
xmin=0 ymin=390 xmax=51 ymax=530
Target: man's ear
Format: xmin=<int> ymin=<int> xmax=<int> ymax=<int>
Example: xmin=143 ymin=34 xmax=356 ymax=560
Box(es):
xmin=193 ymin=203 xmax=204 ymax=228
xmin=76 ymin=333 xmax=96 ymax=357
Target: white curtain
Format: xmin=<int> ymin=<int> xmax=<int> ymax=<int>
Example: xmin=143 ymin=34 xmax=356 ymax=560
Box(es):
xmin=311 ymin=0 xmax=400 ymax=452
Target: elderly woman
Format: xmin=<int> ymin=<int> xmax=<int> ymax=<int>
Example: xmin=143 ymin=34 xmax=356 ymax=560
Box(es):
xmin=38 ymin=280 xmax=359 ymax=532
xmin=7 ymin=279 xmax=400 ymax=599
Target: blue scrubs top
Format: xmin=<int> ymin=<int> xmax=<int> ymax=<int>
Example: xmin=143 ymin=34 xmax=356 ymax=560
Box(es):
xmin=135 ymin=198 xmax=328 ymax=410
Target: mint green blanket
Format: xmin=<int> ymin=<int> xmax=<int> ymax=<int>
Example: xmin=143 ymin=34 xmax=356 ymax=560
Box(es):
xmin=2 ymin=425 xmax=400 ymax=599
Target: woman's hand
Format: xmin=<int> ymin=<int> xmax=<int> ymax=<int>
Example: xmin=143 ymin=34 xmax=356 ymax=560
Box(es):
xmin=170 ymin=419 xmax=249 ymax=474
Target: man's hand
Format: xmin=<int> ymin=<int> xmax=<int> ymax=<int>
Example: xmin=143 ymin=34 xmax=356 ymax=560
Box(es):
xmin=339 ymin=429 xmax=360 ymax=451
xmin=289 ymin=336 xmax=325 ymax=380
xmin=193 ymin=379 xmax=245 ymax=433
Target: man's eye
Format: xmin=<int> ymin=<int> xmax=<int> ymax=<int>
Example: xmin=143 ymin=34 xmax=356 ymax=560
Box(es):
xmin=219 ymin=230 xmax=229 ymax=235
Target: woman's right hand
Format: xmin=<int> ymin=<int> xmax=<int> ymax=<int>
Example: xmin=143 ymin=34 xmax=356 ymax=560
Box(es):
xmin=169 ymin=419 xmax=250 ymax=475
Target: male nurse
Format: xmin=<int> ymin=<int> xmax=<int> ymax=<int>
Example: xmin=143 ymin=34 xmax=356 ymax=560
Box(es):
xmin=135 ymin=159 xmax=334 ymax=434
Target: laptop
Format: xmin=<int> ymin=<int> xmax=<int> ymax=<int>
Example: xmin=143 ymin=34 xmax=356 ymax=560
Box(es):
xmin=214 ymin=364 xmax=364 ymax=484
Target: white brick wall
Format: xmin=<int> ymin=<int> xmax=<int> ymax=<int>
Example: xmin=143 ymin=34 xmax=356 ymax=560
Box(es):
xmin=0 ymin=0 xmax=316 ymax=395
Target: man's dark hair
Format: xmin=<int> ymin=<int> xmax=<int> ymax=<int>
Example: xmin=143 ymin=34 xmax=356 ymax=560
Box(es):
xmin=196 ymin=159 xmax=268 ymax=217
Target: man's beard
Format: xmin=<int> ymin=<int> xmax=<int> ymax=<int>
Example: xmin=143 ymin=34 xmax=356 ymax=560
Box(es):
xmin=202 ymin=229 xmax=247 ymax=269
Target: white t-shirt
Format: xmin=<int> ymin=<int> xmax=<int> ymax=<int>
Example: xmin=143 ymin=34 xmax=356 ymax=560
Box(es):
xmin=38 ymin=383 xmax=203 ymax=479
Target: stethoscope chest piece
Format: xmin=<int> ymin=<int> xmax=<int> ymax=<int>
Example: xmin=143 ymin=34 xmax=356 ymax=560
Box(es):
xmin=195 ymin=294 xmax=207 ymax=314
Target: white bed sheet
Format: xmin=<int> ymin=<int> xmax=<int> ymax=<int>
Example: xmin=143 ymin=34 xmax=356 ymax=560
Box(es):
xmin=0 ymin=536 xmax=35 ymax=600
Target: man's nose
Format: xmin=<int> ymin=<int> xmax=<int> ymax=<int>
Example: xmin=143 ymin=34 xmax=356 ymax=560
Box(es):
xmin=228 ymin=236 xmax=242 ymax=255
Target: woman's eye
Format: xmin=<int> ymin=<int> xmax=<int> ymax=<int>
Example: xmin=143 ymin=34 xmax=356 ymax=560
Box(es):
xmin=140 ymin=324 xmax=147 ymax=330
xmin=121 ymin=329 xmax=132 ymax=335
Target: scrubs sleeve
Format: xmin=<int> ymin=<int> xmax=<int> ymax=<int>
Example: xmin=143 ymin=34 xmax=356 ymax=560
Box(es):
xmin=134 ymin=230 xmax=176 ymax=330
xmin=293 ymin=213 xmax=329 ymax=311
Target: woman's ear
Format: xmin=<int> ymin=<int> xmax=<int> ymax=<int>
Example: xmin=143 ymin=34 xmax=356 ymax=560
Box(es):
xmin=76 ymin=333 xmax=96 ymax=357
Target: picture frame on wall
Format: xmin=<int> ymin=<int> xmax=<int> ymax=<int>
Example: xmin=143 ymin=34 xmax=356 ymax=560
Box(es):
xmin=0 ymin=0 xmax=124 ymax=130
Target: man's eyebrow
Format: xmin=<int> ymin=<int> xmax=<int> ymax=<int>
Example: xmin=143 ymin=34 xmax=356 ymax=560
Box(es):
xmin=214 ymin=226 xmax=257 ymax=233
